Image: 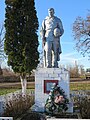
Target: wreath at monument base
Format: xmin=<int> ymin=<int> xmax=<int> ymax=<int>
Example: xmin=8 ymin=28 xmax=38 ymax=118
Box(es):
xmin=45 ymin=83 xmax=69 ymax=114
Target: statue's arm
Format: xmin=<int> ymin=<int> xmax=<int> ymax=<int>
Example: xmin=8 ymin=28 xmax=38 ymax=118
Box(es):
xmin=58 ymin=19 xmax=64 ymax=36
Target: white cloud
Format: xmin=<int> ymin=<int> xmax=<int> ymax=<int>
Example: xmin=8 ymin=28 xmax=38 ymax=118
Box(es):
xmin=61 ymin=52 xmax=77 ymax=57
xmin=60 ymin=51 xmax=90 ymax=69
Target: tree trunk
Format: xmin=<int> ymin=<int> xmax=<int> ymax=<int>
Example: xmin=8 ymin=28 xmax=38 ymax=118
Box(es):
xmin=20 ymin=75 xmax=27 ymax=94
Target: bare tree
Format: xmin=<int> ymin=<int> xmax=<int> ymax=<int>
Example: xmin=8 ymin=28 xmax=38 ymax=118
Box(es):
xmin=79 ymin=65 xmax=85 ymax=75
xmin=73 ymin=12 xmax=90 ymax=59
xmin=37 ymin=50 xmax=44 ymax=68
xmin=66 ymin=61 xmax=80 ymax=78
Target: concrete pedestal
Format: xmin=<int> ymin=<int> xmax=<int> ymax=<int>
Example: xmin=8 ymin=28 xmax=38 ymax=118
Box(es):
xmin=32 ymin=68 xmax=73 ymax=113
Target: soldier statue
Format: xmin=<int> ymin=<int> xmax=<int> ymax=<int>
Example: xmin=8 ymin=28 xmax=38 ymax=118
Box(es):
xmin=40 ymin=8 xmax=64 ymax=68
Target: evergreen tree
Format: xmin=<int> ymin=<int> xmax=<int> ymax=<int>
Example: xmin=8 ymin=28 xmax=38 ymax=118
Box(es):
xmin=4 ymin=0 xmax=39 ymax=93
xmin=0 ymin=65 xmax=3 ymax=75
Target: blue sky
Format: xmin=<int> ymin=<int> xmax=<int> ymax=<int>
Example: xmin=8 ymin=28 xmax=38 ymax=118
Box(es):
xmin=0 ymin=0 xmax=90 ymax=69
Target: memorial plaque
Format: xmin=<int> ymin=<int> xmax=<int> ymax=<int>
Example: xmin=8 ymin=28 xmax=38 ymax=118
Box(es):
xmin=44 ymin=80 xmax=58 ymax=93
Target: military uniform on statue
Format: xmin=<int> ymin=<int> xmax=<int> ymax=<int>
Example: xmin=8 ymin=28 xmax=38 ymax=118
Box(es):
xmin=40 ymin=8 xmax=64 ymax=68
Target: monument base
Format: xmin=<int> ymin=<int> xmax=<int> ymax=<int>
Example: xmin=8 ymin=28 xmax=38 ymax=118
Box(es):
xmin=32 ymin=68 xmax=73 ymax=113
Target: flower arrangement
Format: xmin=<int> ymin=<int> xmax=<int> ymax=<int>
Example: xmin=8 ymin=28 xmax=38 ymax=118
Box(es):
xmin=45 ymin=83 xmax=69 ymax=114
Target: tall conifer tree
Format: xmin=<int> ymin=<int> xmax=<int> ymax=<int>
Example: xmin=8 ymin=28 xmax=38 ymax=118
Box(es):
xmin=4 ymin=0 xmax=39 ymax=93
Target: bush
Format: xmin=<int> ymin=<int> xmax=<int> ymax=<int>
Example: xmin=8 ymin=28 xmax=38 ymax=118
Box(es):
xmin=3 ymin=93 xmax=34 ymax=120
xmin=21 ymin=112 xmax=46 ymax=120
xmin=72 ymin=94 xmax=90 ymax=119
xmin=79 ymin=97 xmax=90 ymax=119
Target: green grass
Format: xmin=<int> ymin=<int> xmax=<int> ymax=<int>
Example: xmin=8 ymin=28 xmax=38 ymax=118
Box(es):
xmin=0 ymin=88 xmax=35 ymax=95
xmin=70 ymin=82 xmax=90 ymax=91
xmin=0 ymin=82 xmax=90 ymax=95
xmin=0 ymin=89 xmax=20 ymax=95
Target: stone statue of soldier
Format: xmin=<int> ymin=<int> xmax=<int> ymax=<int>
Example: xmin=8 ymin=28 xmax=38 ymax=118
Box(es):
xmin=40 ymin=8 xmax=64 ymax=68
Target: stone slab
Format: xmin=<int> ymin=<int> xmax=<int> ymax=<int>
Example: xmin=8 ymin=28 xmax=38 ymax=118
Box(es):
xmin=0 ymin=117 xmax=13 ymax=120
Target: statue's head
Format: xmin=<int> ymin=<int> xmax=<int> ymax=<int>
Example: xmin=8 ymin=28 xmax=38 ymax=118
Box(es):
xmin=48 ymin=8 xmax=55 ymax=17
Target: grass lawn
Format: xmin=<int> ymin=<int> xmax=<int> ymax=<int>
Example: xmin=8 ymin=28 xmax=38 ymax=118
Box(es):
xmin=70 ymin=82 xmax=90 ymax=91
xmin=0 ymin=88 xmax=20 ymax=95
xmin=0 ymin=81 xmax=90 ymax=95
xmin=0 ymin=88 xmax=35 ymax=96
